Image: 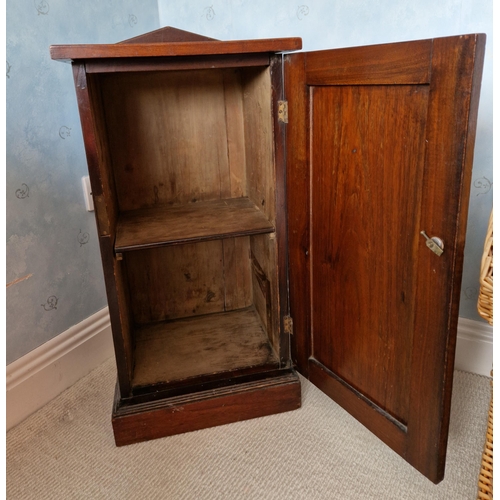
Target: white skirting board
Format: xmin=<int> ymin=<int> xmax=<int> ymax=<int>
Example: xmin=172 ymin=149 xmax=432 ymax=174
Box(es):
xmin=6 ymin=313 xmax=493 ymax=431
xmin=454 ymin=317 xmax=493 ymax=377
xmin=6 ymin=307 xmax=114 ymax=431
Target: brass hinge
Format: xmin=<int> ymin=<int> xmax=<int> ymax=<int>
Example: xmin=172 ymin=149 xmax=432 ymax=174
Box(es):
xmin=278 ymin=100 xmax=288 ymax=124
xmin=284 ymin=315 xmax=294 ymax=335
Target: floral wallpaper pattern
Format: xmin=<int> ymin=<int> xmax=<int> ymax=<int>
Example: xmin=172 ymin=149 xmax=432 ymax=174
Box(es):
xmin=6 ymin=0 xmax=492 ymax=365
xmin=6 ymin=0 xmax=159 ymax=364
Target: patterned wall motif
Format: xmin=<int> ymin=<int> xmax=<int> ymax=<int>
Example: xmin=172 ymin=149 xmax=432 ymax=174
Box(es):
xmin=6 ymin=1 xmax=160 ymax=364
xmin=159 ymin=0 xmax=492 ymax=322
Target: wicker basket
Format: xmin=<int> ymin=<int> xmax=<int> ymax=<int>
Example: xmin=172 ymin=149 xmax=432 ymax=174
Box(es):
xmin=477 ymin=383 xmax=493 ymax=499
xmin=477 ymin=211 xmax=493 ymax=325
xmin=477 ymin=210 xmax=493 ymax=500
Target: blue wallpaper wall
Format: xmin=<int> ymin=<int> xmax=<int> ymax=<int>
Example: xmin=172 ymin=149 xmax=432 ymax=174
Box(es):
xmin=6 ymin=0 xmax=492 ymax=365
xmin=6 ymin=1 xmax=159 ymax=364
xmin=158 ymin=0 xmax=493 ymax=322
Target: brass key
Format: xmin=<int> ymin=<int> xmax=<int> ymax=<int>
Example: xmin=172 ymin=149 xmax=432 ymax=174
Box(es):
xmin=420 ymin=231 xmax=444 ymax=256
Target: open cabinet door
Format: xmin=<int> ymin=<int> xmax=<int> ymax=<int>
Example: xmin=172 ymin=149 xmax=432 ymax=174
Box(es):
xmin=285 ymin=34 xmax=485 ymax=483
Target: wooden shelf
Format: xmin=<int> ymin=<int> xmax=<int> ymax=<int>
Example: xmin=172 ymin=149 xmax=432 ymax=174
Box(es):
xmin=115 ymin=197 xmax=275 ymax=252
xmin=132 ymin=307 xmax=280 ymax=389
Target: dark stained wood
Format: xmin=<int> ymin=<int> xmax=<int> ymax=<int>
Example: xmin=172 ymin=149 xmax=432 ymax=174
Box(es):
xmin=308 ymin=359 xmax=406 ymax=452
xmin=84 ymin=54 xmax=271 ymax=74
xmin=284 ymin=52 xmax=310 ymax=375
xmin=132 ymin=307 xmax=279 ymax=388
xmin=118 ymin=26 xmax=218 ymax=44
xmin=98 ymin=236 xmax=134 ymax=396
xmin=310 ymin=84 xmax=429 ymax=426
xmin=71 ymin=64 xmax=133 ymax=396
xmin=269 ymin=54 xmax=291 ymax=366
xmin=56 ymin=28 xmax=485 ymax=480
xmin=128 ymin=368 xmax=292 ymax=402
xmin=112 ymin=370 xmax=301 ymax=446
xmin=115 ymin=197 xmax=275 ymax=252
xmin=287 ymin=33 xmax=485 ymax=483
xmin=305 ymin=39 xmax=432 ymax=85
xmin=50 ymin=37 xmax=302 ymax=62
xmin=405 ymin=33 xmax=486 ymax=483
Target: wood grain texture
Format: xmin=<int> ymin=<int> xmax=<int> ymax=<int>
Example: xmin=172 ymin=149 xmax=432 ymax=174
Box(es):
xmin=284 ymin=52 xmax=310 ymax=375
xmin=72 ymin=64 xmax=133 ymax=395
xmin=250 ymin=234 xmax=280 ymax=357
xmin=305 ymin=39 xmax=431 ymax=85
xmin=112 ymin=370 xmax=301 ymax=446
xmin=118 ymin=26 xmax=217 ymax=44
xmin=308 ymin=359 xmax=406 ymax=453
xmin=132 ymin=307 xmax=279 ymax=387
xmin=84 ymin=54 xmax=271 ymax=74
xmin=405 ymin=33 xmax=486 ymax=483
xmin=242 ymin=67 xmax=276 ymax=223
xmin=98 ymin=236 xmax=134 ymax=396
xmin=286 ymin=33 xmax=485 ymax=483
xmin=124 ymin=237 xmax=252 ymax=324
xmin=50 ymin=37 xmax=302 ymax=61
xmin=124 ymin=241 xmax=227 ymax=324
xmin=270 ymin=55 xmax=291 ymax=366
xmin=223 ymin=70 xmax=247 ymax=198
xmin=72 ymin=65 xmax=117 ymax=237
xmin=310 ymin=84 xmax=429 ymax=425
xmin=100 ymin=70 xmax=232 ymax=212
xmin=115 ymin=198 xmax=274 ymax=251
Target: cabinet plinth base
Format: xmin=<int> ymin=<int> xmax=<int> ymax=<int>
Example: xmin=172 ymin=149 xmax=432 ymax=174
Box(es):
xmin=111 ymin=370 xmax=301 ymax=446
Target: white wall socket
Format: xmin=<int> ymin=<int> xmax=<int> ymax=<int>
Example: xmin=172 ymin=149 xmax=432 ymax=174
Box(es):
xmin=82 ymin=176 xmax=94 ymax=212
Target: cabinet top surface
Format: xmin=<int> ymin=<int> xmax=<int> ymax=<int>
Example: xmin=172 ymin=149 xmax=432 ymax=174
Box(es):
xmin=50 ymin=26 xmax=302 ymax=62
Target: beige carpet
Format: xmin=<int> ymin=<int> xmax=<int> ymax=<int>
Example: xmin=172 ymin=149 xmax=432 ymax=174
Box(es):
xmin=7 ymin=358 xmax=491 ymax=499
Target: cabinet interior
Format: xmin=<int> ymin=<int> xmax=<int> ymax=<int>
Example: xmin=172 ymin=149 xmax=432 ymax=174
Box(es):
xmin=89 ymin=65 xmax=282 ymax=393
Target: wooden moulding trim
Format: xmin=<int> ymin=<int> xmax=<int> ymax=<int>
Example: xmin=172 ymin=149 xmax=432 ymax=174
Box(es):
xmin=84 ymin=54 xmax=271 ymax=73
xmin=50 ymin=38 xmax=302 ymax=62
xmin=308 ymin=359 xmax=406 ymax=455
xmin=112 ymin=370 xmax=301 ymax=446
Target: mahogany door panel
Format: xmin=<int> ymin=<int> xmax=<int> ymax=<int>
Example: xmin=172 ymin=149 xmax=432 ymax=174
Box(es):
xmin=286 ymin=34 xmax=485 ymax=483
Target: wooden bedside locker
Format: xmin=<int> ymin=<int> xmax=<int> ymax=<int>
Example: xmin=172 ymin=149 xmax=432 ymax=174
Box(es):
xmin=50 ymin=27 xmax=485 ymax=483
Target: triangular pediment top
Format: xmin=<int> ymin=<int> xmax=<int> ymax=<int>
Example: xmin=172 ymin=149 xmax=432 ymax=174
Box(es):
xmin=50 ymin=28 xmax=301 ymax=62
xmin=118 ymin=26 xmax=218 ymax=44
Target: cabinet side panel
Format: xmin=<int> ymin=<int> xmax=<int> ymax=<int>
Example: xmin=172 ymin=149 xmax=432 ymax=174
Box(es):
xmin=222 ymin=237 xmax=253 ymax=311
xmin=85 ymin=72 xmax=119 ymax=237
xmin=99 ymin=70 xmax=232 ymax=211
xmin=73 ymin=65 xmax=118 ymax=237
xmin=99 ymin=236 xmax=134 ymax=395
xmin=72 ymin=65 xmax=133 ymax=394
xmin=241 ymin=67 xmax=276 ymax=223
xmin=250 ymin=234 xmax=280 ymax=358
